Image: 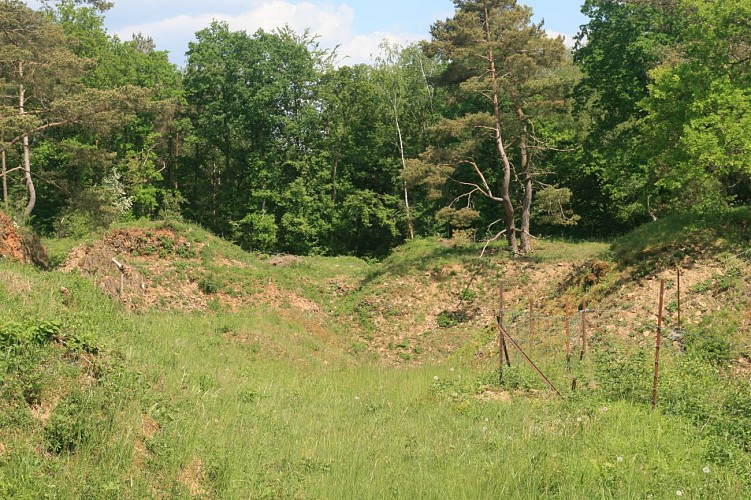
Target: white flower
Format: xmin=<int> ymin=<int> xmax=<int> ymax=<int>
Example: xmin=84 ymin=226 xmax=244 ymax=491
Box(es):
xmin=617 ymin=456 xmax=624 ymax=463
xmin=450 ymin=367 xmax=455 ymax=372
xmin=354 ymin=396 xmax=359 ymax=400
xmin=433 ymin=376 xmax=439 ymax=381
xmin=703 ymin=466 xmax=710 ymax=474
xmin=482 ymin=426 xmax=488 ymax=432
xmin=676 ymin=491 xmax=683 ymax=496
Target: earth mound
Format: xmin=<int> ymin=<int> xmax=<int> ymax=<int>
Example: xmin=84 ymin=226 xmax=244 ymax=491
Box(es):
xmin=0 ymin=211 xmax=49 ymax=267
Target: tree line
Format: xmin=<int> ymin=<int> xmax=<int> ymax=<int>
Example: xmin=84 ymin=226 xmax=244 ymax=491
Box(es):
xmin=1 ymin=0 xmax=749 ymax=257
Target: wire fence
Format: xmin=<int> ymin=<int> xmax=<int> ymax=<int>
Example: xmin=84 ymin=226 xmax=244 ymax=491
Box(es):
xmin=491 ymin=268 xmax=746 ymax=404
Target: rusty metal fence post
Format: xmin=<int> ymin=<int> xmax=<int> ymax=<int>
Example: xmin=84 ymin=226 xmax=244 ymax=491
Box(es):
xmin=565 ymin=298 xmax=571 ymax=372
xmin=677 ymin=268 xmax=682 ymax=329
xmin=652 ymin=279 xmax=666 ymax=411
xmin=498 ymin=284 xmax=510 ymax=383
xmin=529 ymin=298 xmax=535 ymax=353
xmin=579 ymin=298 xmax=587 ymax=363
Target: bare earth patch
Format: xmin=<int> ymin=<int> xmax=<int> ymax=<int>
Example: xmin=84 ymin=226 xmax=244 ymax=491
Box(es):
xmin=179 ymin=456 xmax=209 ymax=498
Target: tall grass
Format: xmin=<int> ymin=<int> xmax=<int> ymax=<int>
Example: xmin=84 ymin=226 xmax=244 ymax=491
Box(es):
xmin=2 ymin=212 xmax=751 ymax=497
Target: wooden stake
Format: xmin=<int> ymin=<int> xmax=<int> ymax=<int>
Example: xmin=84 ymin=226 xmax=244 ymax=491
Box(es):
xmin=529 ymin=298 xmax=535 ymax=351
xmin=677 ymin=268 xmax=682 ymax=329
xmin=499 ymin=285 xmax=504 ymax=383
xmin=652 ymin=280 xmax=666 ymax=411
xmin=565 ymin=298 xmax=571 ymax=372
xmin=501 ymin=289 xmax=510 ymax=369
xmin=112 ymin=258 xmax=125 ymax=297
xmin=579 ymin=298 xmax=587 ymax=363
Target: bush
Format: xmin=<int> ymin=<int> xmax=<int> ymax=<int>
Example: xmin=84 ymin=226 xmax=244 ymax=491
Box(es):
xmin=0 ymin=320 xmax=60 ymax=348
xmin=44 ymin=390 xmax=93 ymax=454
xmin=232 ymin=212 xmax=278 ymax=253
xmin=681 ymin=309 xmax=737 ymax=367
xmin=198 ymin=274 xmax=220 ymax=295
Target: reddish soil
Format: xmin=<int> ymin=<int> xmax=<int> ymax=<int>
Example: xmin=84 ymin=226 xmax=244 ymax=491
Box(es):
xmin=0 ymin=211 xmax=26 ymax=263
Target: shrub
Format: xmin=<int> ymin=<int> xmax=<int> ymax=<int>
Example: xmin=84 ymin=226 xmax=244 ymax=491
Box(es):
xmin=44 ymin=390 xmax=93 ymax=454
xmin=232 ymin=212 xmax=278 ymax=253
xmin=198 ymin=274 xmax=220 ymax=295
xmin=682 ymin=311 xmax=737 ymax=367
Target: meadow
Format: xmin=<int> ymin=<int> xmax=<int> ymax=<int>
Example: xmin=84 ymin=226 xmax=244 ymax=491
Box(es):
xmin=2 ymin=212 xmax=751 ymax=497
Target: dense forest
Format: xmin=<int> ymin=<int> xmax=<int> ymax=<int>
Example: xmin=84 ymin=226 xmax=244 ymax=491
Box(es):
xmin=1 ymin=0 xmax=749 ymax=257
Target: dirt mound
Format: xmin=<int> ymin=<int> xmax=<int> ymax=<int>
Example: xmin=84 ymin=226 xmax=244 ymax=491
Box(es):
xmin=62 ymin=227 xmax=215 ymax=310
xmin=0 ymin=211 xmax=49 ymax=267
xmin=63 ymin=239 xmax=148 ymax=307
xmin=61 ymin=226 xmax=325 ymax=314
xmin=0 ymin=211 xmax=26 ymax=263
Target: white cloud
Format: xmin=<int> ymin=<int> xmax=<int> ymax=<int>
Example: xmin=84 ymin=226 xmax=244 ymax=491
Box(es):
xmin=546 ymin=30 xmax=576 ymax=49
xmin=115 ymin=1 xmax=423 ymax=66
xmin=336 ymin=31 xmax=423 ymax=65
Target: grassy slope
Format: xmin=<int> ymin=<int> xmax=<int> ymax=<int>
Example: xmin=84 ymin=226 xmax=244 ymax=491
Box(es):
xmin=1 ymin=211 xmax=750 ymax=497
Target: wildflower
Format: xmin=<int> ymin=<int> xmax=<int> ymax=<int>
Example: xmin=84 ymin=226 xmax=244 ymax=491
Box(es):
xmin=676 ymin=491 xmax=683 ymax=496
xmin=354 ymin=396 xmax=360 ymax=400
xmin=617 ymin=456 xmax=624 ymax=463
xmin=433 ymin=376 xmax=439 ymax=381
xmin=482 ymin=426 xmax=488 ymax=432
xmin=450 ymin=367 xmax=455 ymax=372
xmin=703 ymin=466 xmax=710 ymax=474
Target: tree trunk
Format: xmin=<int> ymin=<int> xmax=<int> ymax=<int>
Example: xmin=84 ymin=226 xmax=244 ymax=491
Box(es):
xmin=23 ymin=134 xmax=34 ymax=217
xmin=484 ymin=1 xmax=518 ymax=254
xmin=19 ymin=61 xmax=36 ymax=218
xmin=394 ymin=110 xmax=414 ymax=239
xmin=515 ymin=103 xmax=533 ymax=254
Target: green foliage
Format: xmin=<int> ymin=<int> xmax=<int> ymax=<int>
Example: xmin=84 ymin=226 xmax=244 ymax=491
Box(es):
xmin=44 ymin=389 xmax=95 ymax=454
xmin=232 ymin=212 xmax=278 ymax=253
xmin=197 ymin=274 xmax=220 ymax=295
xmin=0 ymin=319 xmax=60 ymax=348
xmin=594 ymin=343 xmax=652 ymax=403
xmin=610 ymin=208 xmax=751 ymax=270
xmin=683 ymin=311 xmax=738 ymax=367
xmin=157 ymin=190 xmax=186 ymax=222
xmin=534 ymin=187 xmax=580 ymax=227
xmin=335 ymin=191 xmax=402 ymax=257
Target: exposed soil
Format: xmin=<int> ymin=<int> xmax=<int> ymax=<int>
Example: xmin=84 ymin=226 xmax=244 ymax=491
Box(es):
xmin=0 ymin=211 xmax=26 ymax=263
xmin=133 ymin=414 xmax=160 ymax=470
xmin=179 ymin=456 xmax=209 ymax=498
xmin=0 ymin=211 xmax=49 ymax=267
xmin=60 ymin=226 xmax=750 ymax=367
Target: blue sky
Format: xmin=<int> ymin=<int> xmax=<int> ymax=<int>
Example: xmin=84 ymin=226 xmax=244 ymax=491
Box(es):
xmin=33 ymin=1 xmax=588 ymax=66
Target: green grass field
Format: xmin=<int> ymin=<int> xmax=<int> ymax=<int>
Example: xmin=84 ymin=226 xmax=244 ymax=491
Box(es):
xmin=2 ymin=212 xmax=751 ymax=497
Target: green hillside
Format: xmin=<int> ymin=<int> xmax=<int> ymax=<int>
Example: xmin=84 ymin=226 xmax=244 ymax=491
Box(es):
xmin=1 ymin=211 xmax=750 ymax=497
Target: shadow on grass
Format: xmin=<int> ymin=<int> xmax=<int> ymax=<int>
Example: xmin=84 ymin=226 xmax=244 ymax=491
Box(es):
xmin=359 ymin=237 xmax=510 ymax=286
xmin=610 ymin=207 xmax=751 ymax=275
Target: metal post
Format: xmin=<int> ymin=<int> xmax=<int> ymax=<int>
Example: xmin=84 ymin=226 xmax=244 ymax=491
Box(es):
xmin=677 ymin=268 xmax=682 ymax=329
xmin=652 ymin=280 xmax=666 ymax=411
xmin=529 ymin=298 xmax=535 ymax=352
xmin=501 ymin=285 xmax=510 ymax=368
xmin=498 ymin=285 xmax=504 ymax=383
xmin=498 ymin=323 xmax=563 ymax=398
xmin=565 ymin=298 xmax=571 ymax=372
xmin=579 ymin=298 xmax=587 ymax=363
